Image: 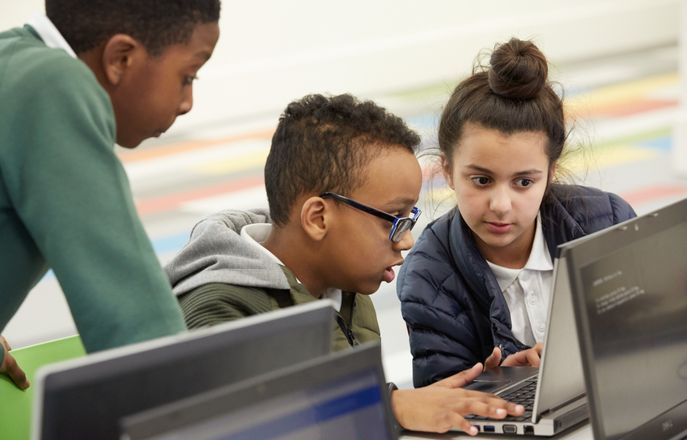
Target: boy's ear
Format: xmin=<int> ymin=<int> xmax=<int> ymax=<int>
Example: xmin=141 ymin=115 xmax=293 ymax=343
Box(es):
xmin=300 ymin=196 xmax=329 ymax=241
xmin=441 ymin=154 xmax=455 ymax=190
xmin=100 ymin=34 xmax=142 ymax=86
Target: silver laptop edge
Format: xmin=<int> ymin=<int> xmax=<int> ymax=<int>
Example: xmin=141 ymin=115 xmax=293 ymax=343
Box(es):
xmin=468 ymin=250 xmax=587 ymax=436
xmin=30 ymin=300 xmax=335 ymax=440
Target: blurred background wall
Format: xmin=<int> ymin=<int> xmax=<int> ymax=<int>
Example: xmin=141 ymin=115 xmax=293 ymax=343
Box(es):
xmin=1 ymin=0 xmax=679 ymax=134
xmin=1 ymin=0 xmax=684 ymax=384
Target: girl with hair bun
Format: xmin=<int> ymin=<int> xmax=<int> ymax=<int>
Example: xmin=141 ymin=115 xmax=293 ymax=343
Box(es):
xmin=397 ymin=38 xmax=636 ymax=388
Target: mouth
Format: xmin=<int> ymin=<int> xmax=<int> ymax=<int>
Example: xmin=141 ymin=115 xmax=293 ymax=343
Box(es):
xmin=485 ymin=221 xmax=513 ymax=234
xmin=382 ymin=260 xmax=404 ymax=283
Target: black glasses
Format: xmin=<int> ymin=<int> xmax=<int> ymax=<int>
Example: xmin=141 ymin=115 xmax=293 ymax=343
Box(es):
xmin=320 ymin=192 xmax=421 ymax=242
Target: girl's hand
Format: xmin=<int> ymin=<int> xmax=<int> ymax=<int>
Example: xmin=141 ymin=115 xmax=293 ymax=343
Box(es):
xmin=484 ymin=343 xmax=544 ymax=369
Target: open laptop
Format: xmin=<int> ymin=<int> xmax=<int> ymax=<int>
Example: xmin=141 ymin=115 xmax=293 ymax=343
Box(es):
xmin=465 ymin=232 xmax=590 ymax=436
xmin=119 ymin=343 xmax=397 ymax=440
xmin=567 ymin=197 xmax=687 ymax=440
xmin=32 ymin=301 xmax=334 ymax=440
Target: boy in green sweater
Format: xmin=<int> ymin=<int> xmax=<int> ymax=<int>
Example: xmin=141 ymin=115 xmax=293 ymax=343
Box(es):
xmin=0 ymin=0 xmax=220 ymax=388
xmin=167 ymin=94 xmax=524 ymax=435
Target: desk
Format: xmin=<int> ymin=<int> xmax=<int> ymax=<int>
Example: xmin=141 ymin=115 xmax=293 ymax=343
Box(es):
xmin=0 ymin=335 xmax=85 ymax=440
xmin=401 ymin=423 xmax=592 ymax=439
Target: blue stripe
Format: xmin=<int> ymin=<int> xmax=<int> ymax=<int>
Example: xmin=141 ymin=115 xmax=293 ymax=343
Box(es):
xmin=637 ymin=136 xmax=671 ymax=151
xmin=221 ymin=385 xmax=383 ymax=440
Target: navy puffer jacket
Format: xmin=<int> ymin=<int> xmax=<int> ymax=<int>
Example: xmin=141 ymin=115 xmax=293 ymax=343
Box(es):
xmin=397 ymin=184 xmax=636 ymax=387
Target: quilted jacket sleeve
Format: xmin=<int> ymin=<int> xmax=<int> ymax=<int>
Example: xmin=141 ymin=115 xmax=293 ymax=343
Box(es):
xmin=397 ymin=224 xmax=484 ymax=388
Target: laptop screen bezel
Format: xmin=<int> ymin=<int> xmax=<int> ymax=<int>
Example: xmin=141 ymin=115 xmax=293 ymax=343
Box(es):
xmin=567 ymin=197 xmax=687 ymax=440
xmin=119 ymin=342 xmax=397 ymax=440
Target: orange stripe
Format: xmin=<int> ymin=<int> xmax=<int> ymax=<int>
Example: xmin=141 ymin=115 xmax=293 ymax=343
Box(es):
xmin=136 ymin=175 xmax=265 ymax=216
xmin=570 ymin=99 xmax=677 ymax=119
xmin=119 ymin=128 xmax=274 ymax=163
xmin=621 ymin=185 xmax=687 ymax=207
xmin=595 ymin=99 xmax=677 ymax=118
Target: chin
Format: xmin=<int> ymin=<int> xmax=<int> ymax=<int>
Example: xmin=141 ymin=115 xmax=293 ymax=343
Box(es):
xmin=116 ymin=140 xmax=142 ymax=149
xmin=357 ymin=282 xmax=381 ymax=295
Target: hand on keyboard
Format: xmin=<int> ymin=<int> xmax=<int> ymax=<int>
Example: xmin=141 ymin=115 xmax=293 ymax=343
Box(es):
xmin=484 ymin=343 xmax=543 ymax=369
xmin=390 ymin=363 xmax=525 ymax=436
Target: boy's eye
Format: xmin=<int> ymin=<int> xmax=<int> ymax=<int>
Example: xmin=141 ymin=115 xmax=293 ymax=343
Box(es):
xmin=515 ymin=178 xmax=534 ymax=188
xmin=182 ymin=75 xmax=198 ymax=86
xmin=470 ymin=176 xmax=491 ymax=186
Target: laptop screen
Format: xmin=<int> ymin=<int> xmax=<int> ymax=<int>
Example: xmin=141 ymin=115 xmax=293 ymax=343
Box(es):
xmin=121 ymin=343 xmax=396 ymax=440
xmin=33 ymin=302 xmax=334 ymax=440
xmin=568 ymin=198 xmax=687 ymax=440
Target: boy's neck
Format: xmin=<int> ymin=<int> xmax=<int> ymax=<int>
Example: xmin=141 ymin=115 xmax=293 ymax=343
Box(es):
xmin=262 ymin=225 xmax=327 ymax=298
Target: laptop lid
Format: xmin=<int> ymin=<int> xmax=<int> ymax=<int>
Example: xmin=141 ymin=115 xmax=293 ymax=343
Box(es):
xmin=532 ymin=250 xmax=586 ymax=420
xmin=466 ymin=250 xmax=586 ymax=421
xmin=567 ymin=197 xmax=687 ymax=440
xmin=120 ymin=343 xmax=397 ymax=440
xmin=32 ymin=301 xmax=334 ymax=440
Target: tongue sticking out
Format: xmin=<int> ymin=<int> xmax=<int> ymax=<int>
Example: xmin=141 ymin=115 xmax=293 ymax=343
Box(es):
xmin=383 ymin=267 xmax=396 ymax=283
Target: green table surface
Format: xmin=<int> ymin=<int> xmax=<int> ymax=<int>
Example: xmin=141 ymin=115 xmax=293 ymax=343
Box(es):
xmin=0 ymin=335 xmax=85 ymax=440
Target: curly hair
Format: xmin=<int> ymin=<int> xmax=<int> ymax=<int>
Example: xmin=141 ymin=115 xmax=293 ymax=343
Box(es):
xmin=265 ymin=94 xmax=421 ymax=226
xmin=46 ymin=0 xmax=220 ymax=55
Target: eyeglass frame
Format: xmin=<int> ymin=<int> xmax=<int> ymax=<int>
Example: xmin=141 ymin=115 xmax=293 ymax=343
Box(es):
xmin=319 ymin=191 xmax=421 ymax=243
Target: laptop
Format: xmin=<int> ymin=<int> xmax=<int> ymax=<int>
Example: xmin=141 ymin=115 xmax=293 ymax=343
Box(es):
xmin=32 ymin=301 xmax=335 ymax=440
xmin=465 ymin=234 xmax=590 ymax=436
xmin=567 ymin=197 xmax=687 ymax=440
xmin=119 ymin=343 xmax=397 ymax=440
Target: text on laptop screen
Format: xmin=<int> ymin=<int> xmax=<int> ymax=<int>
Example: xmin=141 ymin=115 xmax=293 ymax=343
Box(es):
xmin=577 ymin=220 xmax=687 ymax=439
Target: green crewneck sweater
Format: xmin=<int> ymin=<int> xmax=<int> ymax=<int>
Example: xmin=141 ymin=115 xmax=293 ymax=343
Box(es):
xmin=0 ymin=26 xmax=186 ymax=365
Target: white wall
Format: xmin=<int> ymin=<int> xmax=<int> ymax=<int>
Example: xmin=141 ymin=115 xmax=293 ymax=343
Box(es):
xmin=1 ymin=0 xmax=679 ymax=137
xmin=674 ymin=0 xmax=687 ymax=176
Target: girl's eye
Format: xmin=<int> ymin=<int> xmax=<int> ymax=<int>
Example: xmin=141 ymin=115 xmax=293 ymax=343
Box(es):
xmin=515 ymin=178 xmax=534 ymax=188
xmin=471 ymin=176 xmax=491 ymax=186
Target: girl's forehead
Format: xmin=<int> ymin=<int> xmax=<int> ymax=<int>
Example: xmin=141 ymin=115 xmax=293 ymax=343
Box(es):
xmin=456 ymin=125 xmax=548 ymax=155
xmin=453 ymin=129 xmax=550 ymax=173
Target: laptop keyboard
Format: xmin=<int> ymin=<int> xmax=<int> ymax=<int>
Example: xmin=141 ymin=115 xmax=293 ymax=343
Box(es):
xmin=469 ymin=378 xmax=537 ymax=422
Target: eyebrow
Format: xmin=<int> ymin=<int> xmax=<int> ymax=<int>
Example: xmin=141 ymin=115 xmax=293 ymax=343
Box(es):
xmin=464 ymin=164 xmax=544 ymax=176
xmin=382 ymin=196 xmax=419 ymax=210
xmin=193 ymin=50 xmax=213 ymax=62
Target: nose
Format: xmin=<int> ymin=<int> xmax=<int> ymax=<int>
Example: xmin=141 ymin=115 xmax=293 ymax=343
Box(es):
xmin=178 ymin=86 xmax=194 ymax=116
xmin=393 ymin=229 xmax=415 ymax=252
xmin=489 ymin=186 xmax=512 ymax=217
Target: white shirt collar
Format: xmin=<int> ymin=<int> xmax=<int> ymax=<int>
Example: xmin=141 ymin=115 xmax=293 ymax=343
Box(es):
xmin=240 ymin=224 xmax=342 ymax=311
xmin=524 ymin=214 xmax=554 ymax=272
xmin=27 ymin=14 xmax=77 ymax=58
xmin=487 ymin=214 xmax=553 ymax=290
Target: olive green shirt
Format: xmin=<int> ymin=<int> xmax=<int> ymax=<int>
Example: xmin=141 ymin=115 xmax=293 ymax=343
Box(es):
xmin=179 ymin=266 xmax=380 ymax=351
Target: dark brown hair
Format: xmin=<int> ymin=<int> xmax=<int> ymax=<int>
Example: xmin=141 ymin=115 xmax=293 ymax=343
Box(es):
xmin=439 ymin=38 xmax=566 ymax=168
xmin=265 ymin=94 xmax=421 ymax=226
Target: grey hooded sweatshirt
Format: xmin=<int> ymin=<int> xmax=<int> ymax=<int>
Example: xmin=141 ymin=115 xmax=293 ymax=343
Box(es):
xmin=164 ymin=209 xmax=381 ymax=351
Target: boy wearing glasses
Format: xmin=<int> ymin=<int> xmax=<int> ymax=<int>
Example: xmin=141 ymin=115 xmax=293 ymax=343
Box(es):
xmin=165 ymin=93 xmax=523 ymax=435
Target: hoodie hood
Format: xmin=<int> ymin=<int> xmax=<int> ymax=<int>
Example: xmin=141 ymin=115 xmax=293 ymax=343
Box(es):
xmin=165 ymin=208 xmax=290 ymax=296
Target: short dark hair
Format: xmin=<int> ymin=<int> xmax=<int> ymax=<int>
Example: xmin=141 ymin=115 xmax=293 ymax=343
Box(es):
xmin=46 ymin=0 xmax=221 ymax=55
xmin=439 ymin=38 xmax=567 ymax=167
xmin=265 ymin=94 xmax=421 ymax=226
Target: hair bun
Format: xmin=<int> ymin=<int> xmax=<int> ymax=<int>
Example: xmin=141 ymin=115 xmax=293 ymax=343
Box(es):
xmin=487 ymin=38 xmax=548 ymax=100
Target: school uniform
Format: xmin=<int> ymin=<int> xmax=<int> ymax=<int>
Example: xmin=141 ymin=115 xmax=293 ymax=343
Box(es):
xmin=397 ymin=184 xmax=636 ymax=387
xmin=0 ymin=16 xmax=185 ymax=365
xmin=166 ymin=209 xmax=381 ymax=352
